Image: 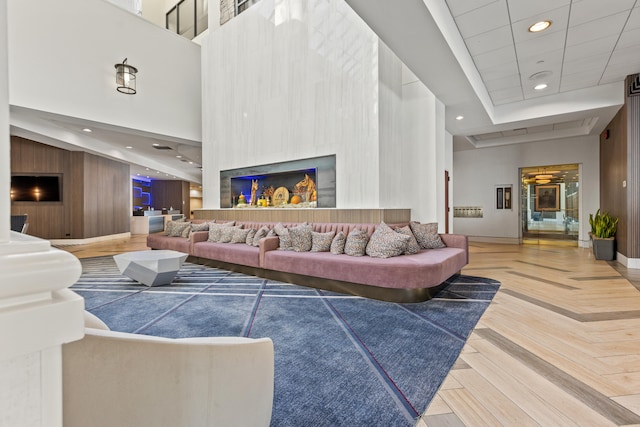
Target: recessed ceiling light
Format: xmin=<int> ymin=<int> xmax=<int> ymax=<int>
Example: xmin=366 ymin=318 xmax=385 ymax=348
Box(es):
xmin=529 ymin=20 xmax=551 ymax=32
xmin=534 ymin=83 xmax=548 ymax=91
xmin=176 ymin=155 xmax=182 ymax=158
xmin=456 ymin=115 xmax=464 ymax=120
xmin=82 ymin=128 xmax=92 ymax=133
xmin=125 ymin=146 xmax=133 ymax=149
xmin=152 ymin=143 xmax=160 ymax=147
xmin=189 ymin=161 xmax=193 ymax=164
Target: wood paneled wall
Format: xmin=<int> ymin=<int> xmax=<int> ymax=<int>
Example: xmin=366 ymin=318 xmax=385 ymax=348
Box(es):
xmin=11 ymin=137 xmax=130 ymax=239
xmin=600 ymin=104 xmax=628 ymax=256
xmin=151 ymin=180 xmax=190 ymax=216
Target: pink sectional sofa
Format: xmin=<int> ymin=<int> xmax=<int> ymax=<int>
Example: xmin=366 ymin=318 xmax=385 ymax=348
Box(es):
xmin=146 ymin=220 xmax=468 ymax=302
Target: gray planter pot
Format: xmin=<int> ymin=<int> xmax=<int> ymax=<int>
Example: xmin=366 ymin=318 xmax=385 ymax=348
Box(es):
xmin=592 ymin=237 xmax=615 ymax=261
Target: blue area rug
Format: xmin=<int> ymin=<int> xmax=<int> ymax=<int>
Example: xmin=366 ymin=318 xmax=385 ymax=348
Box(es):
xmin=73 ymin=257 xmax=500 ymax=427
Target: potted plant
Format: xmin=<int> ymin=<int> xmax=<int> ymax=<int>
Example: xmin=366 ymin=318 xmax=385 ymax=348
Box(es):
xmin=589 ymin=209 xmax=618 ymax=260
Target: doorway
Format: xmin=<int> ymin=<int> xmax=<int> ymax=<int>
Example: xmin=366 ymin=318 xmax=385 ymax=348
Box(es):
xmin=520 ymin=164 xmax=580 ymax=245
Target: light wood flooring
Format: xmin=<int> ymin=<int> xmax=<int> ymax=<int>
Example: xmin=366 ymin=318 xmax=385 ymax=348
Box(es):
xmin=56 ymin=237 xmax=640 ymax=426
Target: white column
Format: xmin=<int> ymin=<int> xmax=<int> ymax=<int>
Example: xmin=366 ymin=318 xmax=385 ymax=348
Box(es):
xmin=0 ymin=0 xmax=9 ymax=243
xmin=0 ymin=4 xmax=84 ymax=427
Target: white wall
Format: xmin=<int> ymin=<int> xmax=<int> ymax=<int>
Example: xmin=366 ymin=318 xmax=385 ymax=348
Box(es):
xmin=453 ymin=135 xmax=599 ymax=246
xmin=400 ymin=66 xmax=446 ymax=223
xmin=203 ymin=0 xmax=381 ymax=209
xmin=201 ymin=0 xmax=446 ymax=221
xmin=7 ymin=0 xmax=202 ymax=142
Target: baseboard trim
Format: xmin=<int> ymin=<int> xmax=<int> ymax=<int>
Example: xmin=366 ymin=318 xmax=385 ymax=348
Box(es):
xmin=49 ymin=232 xmax=131 ymax=246
xmin=616 ymin=252 xmax=640 ymax=269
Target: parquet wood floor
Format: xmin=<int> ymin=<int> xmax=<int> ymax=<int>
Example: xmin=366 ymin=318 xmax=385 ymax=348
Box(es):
xmin=56 ymin=237 xmax=640 ymax=426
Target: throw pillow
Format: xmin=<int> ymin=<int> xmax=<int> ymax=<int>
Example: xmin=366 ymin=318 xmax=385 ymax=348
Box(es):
xmin=289 ymin=223 xmax=313 ymax=252
xmin=274 ymin=223 xmax=292 ymax=251
xmin=395 ymin=225 xmax=421 ymax=255
xmin=252 ymin=226 xmax=269 ymax=247
xmin=330 ymin=231 xmax=346 ymax=254
xmin=311 ymin=231 xmax=336 ymax=252
xmin=207 ymin=221 xmax=235 ymax=242
xmin=190 ymin=222 xmax=210 ymax=233
xmin=409 ymin=221 xmax=446 ymax=249
xmin=344 ymin=229 xmax=370 ymax=257
xmin=181 ymin=222 xmax=192 ymax=238
xmin=245 ymin=228 xmax=256 ymax=245
xmin=164 ymin=220 xmax=181 ymax=236
xmin=231 ymin=227 xmax=252 ymax=243
xmin=219 ymin=225 xmax=241 ymax=243
xmin=167 ymin=221 xmax=190 ymax=237
xmin=365 ymin=223 xmax=410 ymax=258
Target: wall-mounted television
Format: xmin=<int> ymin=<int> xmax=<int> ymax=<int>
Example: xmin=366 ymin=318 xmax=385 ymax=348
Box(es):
xmin=11 ymin=175 xmax=62 ymax=202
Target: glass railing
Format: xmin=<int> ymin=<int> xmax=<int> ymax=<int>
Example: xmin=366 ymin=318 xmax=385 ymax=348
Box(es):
xmin=166 ymin=0 xmax=208 ymax=40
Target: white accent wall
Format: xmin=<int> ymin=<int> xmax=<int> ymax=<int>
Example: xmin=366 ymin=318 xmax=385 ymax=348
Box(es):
xmin=7 ymin=0 xmax=202 ymax=142
xmin=453 ymin=135 xmax=599 ymax=246
xmin=201 ymin=0 xmax=448 ymax=222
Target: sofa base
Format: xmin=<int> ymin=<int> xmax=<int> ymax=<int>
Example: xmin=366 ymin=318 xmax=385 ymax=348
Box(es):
xmin=187 ymin=256 xmax=453 ymax=303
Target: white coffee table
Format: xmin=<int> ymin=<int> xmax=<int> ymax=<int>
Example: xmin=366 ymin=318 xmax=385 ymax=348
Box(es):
xmin=113 ymin=250 xmax=188 ymax=287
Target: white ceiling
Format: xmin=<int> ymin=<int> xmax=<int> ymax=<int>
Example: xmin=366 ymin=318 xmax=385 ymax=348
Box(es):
xmin=12 ymin=0 xmax=639 ymax=180
xmin=345 ymin=0 xmax=637 ymax=150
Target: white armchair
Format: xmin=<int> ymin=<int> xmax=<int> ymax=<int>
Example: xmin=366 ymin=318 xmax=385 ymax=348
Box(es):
xmin=62 ymin=314 xmax=274 ymax=427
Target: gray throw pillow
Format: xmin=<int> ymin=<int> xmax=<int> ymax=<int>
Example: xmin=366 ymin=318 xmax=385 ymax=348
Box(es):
xmin=365 ymin=223 xmax=410 ymax=258
xmin=252 ymin=226 xmax=269 ymax=247
xmin=245 ymin=228 xmax=256 ymax=245
xmin=289 ymin=223 xmax=313 ymax=252
xmin=167 ymin=221 xmax=190 ymax=237
xmin=207 ymin=221 xmax=235 ymax=242
xmin=311 ymin=231 xmax=336 ymax=252
xmin=344 ymin=229 xmax=369 ymax=257
xmin=330 ymin=231 xmax=346 ymax=254
xmin=409 ymin=221 xmax=446 ymax=249
xmin=274 ymin=223 xmax=292 ymax=251
xmin=219 ymin=225 xmax=241 ymax=243
xmin=395 ymin=225 xmax=421 ymax=255
xmin=231 ymin=227 xmax=252 ymax=243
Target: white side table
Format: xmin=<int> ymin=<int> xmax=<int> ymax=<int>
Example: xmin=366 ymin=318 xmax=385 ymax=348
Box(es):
xmin=113 ymin=250 xmax=188 ymax=287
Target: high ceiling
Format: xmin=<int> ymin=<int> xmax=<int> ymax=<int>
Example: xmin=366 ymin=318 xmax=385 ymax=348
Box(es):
xmin=12 ymin=0 xmax=639 ymax=182
xmin=345 ymin=0 xmax=637 ymax=150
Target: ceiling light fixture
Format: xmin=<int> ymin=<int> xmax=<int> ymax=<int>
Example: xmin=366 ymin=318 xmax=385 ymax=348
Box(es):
xmin=535 ymin=174 xmax=553 ymax=179
xmin=528 ymin=20 xmax=551 ymax=33
xmin=82 ymin=128 xmax=92 ymax=133
xmin=536 ymin=179 xmax=551 ymax=184
xmin=125 ymin=146 xmax=133 ymax=149
xmin=456 ymin=115 xmax=464 ymax=120
xmin=152 ymin=143 xmax=160 ymax=147
xmin=534 ymin=83 xmax=548 ymax=91
xmin=114 ymin=58 xmax=138 ymax=95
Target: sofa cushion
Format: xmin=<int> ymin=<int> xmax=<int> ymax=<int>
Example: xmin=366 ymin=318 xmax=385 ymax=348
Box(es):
xmin=166 ymin=221 xmax=190 ymax=237
xmin=208 ymin=221 xmax=235 ymax=242
xmin=365 ymin=223 xmax=410 ymax=258
xmin=289 ymin=223 xmax=313 ymax=252
xmin=246 ymin=228 xmax=256 ymax=245
xmin=274 ymin=223 xmax=292 ymax=251
xmin=395 ymin=225 xmax=421 ymax=255
xmin=311 ymin=231 xmax=335 ymax=252
xmin=231 ymin=227 xmax=252 ymax=244
xmin=189 ymin=222 xmax=210 ymax=237
xmin=252 ymin=226 xmax=269 ymax=247
xmin=344 ymin=229 xmax=369 ymax=257
xmin=330 ymin=231 xmax=346 ymax=254
xmin=219 ymin=225 xmax=242 ymax=243
xmin=410 ymin=222 xmax=446 ymax=249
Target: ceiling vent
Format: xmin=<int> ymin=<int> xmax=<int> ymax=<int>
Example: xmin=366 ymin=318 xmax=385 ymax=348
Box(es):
xmin=152 ymin=145 xmax=173 ymax=150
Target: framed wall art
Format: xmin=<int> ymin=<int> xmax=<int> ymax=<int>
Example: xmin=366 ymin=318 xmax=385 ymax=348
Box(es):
xmin=535 ymin=184 xmax=560 ymax=211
